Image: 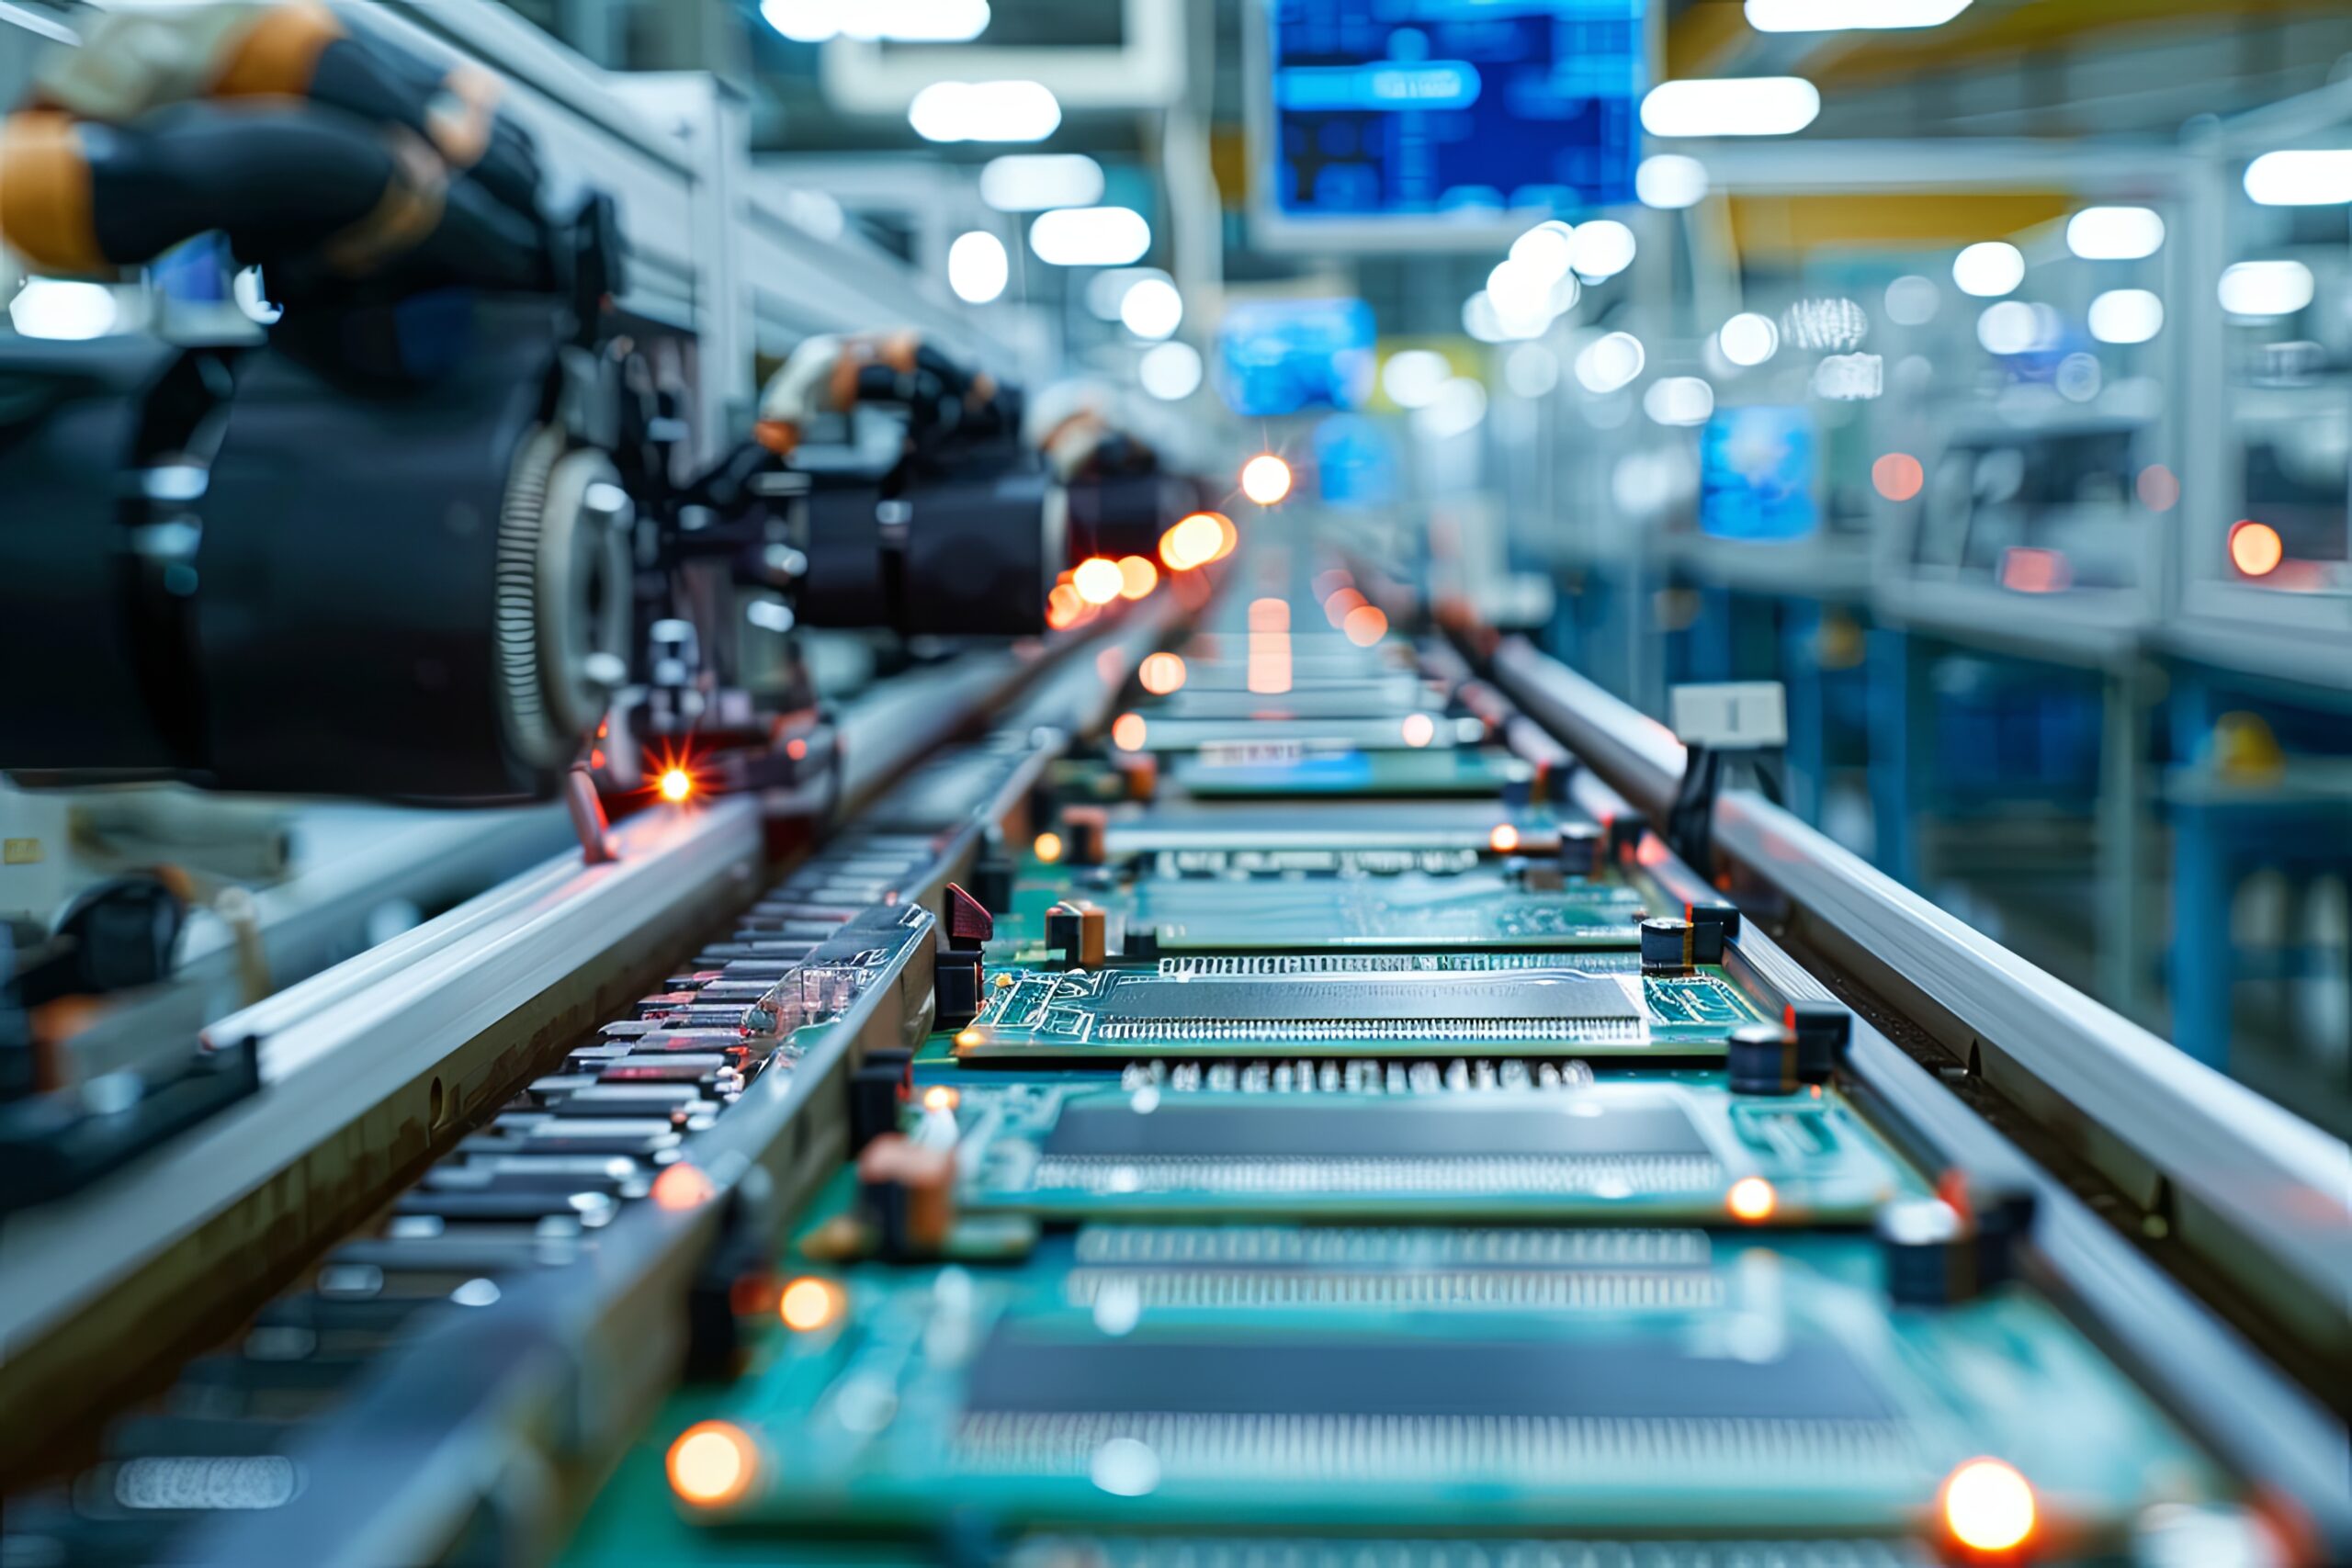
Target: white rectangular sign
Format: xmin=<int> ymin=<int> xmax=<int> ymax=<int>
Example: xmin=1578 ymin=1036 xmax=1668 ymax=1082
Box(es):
xmin=1670 ymin=682 xmax=1788 ymax=750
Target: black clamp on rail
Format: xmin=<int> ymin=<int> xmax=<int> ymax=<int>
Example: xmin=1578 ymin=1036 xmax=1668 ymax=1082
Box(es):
xmin=1661 ymin=682 xmax=1789 ymax=872
xmin=2 ymin=874 xmax=266 ymax=1212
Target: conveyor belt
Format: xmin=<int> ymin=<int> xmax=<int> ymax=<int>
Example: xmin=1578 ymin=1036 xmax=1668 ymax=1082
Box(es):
xmin=6 ymin=561 xmax=2346 ymax=1568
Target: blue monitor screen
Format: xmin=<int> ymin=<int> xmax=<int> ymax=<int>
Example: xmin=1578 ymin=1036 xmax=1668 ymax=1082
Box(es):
xmin=1267 ymin=0 xmax=1644 ymax=221
xmin=1310 ymin=413 xmax=1399 ymax=508
xmin=1700 ymin=407 xmax=1819 ymax=542
xmin=1216 ymin=298 xmax=1378 ymax=418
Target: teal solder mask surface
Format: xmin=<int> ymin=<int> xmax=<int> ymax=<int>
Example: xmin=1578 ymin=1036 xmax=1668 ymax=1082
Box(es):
xmin=1117 ymin=712 xmax=1465 ymax=754
xmin=953 ymin=957 xmax=1763 ymax=1062
xmin=594 ymin=1217 xmax=2223 ymax=1548
xmin=944 ymin=1077 xmax=1911 ymax=1224
xmin=1127 ymin=868 xmax=1651 ymax=950
xmin=1016 ymin=803 xmax=1656 ymax=953
xmin=1169 ymin=745 xmax=1531 ymax=798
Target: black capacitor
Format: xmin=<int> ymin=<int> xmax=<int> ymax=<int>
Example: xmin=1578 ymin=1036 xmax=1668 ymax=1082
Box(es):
xmin=1639 ymin=916 xmax=1694 ymax=973
xmin=1785 ymin=999 xmax=1850 ymax=1083
xmin=1061 ymin=807 xmax=1107 ymax=865
xmin=970 ymin=853 xmax=1014 ymax=917
xmin=1044 ymin=902 xmax=1083 ymax=964
xmin=1604 ymin=814 xmax=1645 ymax=863
xmin=1557 ymin=822 xmax=1603 ymax=877
xmin=1879 ymin=1198 xmax=1980 ymax=1305
xmin=848 ymin=1047 xmax=912 ymax=1152
xmin=934 ymin=957 xmax=982 ymax=1030
xmin=1725 ymin=1021 xmax=1800 ymax=1095
xmin=1686 ymin=902 xmax=1740 ymax=963
xmin=1958 ymin=1179 xmax=2035 ymax=1291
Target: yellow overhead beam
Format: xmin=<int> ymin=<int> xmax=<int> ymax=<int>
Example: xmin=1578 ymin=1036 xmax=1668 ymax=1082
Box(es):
xmin=1727 ymin=190 xmax=2072 ymax=258
xmin=1665 ymin=1 xmax=1753 ymax=80
xmin=1810 ymin=0 xmax=2344 ymax=90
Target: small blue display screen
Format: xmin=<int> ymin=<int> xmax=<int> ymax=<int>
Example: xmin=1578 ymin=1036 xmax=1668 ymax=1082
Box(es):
xmin=1215 ymin=298 xmax=1378 ymax=418
xmin=1267 ymin=0 xmax=1644 ymax=221
xmin=1700 ymin=406 xmax=1820 ymax=541
xmin=1311 ymin=413 xmax=1399 ymax=507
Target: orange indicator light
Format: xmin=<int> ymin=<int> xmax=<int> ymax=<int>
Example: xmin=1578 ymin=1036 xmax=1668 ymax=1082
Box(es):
xmin=1138 ymin=652 xmax=1187 ymax=694
xmin=1073 ymin=556 xmax=1124 ymax=605
xmin=1341 ymin=604 xmax=1388 ymax=647
xmin=667 ymin=1421 xmax=756 ymax=1507
xmin=1940 ymin=1458 xmax=2037 ymax=1555
xmin=651 ymin=1162 xmax=715 ymax=1212
xmin=778 ymin=1277 xmax=841 ymax=1333
xmin=2229 ymin=519 xmax=2284 ymax=578
xmin=1726 ymin=1177 xmax=1778 ymax=1224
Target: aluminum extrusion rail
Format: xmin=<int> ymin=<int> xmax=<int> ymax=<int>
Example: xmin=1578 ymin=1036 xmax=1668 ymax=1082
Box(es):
xmin=1488 ymin=633 xmax=2352 ymax=1551
xmin=0 ymin=795 xmax=763 ymax=1483
xmin=0 ymin=614 xmax=1161 ymax=1488
xmin=164 ymin=610 xmax=1179 ymax=1568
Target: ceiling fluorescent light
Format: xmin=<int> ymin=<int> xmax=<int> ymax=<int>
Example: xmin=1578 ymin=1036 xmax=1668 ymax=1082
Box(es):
xmin=1747 ymin=0 xmax=1970 ymax=29
xmin=979 ymin=153 xmax=1104 ymax=212
xmin=1640 ymin=78 xmax=1820 ymax=138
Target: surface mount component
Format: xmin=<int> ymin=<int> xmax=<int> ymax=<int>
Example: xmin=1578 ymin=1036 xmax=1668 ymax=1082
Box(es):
xmin=955 ymin=959 xmax=1760 ymax=1060
xmin=571 ymin=1225 xmax=2225 ymax=1550
xmin=1127 ymin=872 xmax=1649 ymax=951
xmin=951 ymin=1080 xmax=1906 ymax=1221
xmin=1153 ymin=678 xmax=1428 ymax=719
xmin=1117 ymin=714 xmax=1463 ymax=754
xmin=1170 ymin=746 xmax=1533 ymax=798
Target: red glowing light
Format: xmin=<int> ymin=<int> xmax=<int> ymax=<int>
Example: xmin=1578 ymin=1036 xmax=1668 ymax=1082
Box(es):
xmin=642 ymin=743 xmax=707 ymax=806
xmin=1871 ymin=452 xmax=1924 ymax=502
xmin=1998 ymin=547 xmax=2072 ymax=594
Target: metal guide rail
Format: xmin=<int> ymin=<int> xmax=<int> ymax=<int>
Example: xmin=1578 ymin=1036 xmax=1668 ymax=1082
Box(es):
xmin=1486 ymin=648 xmax=2351 ymax=1355
xmin=0 ymin=601 xmax=1175 ymax=1541
xmin=5 ymin=569 xmax=2345 ymax=1566
xmin=1482 ymin=637 xmax=2351 ymax=1536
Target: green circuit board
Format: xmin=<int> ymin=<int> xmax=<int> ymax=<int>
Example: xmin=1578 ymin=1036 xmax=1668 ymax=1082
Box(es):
xmin=1118 ymin=712 xmax=1464 ymax=754
xmin=1170 ymin=745 xmax=1533 ymax=797
xmin=1125 ymin=868 xmax=1651 ymax=949
xmin=943 ymin=1074 xmax=1913 ymax=1224
xmin=554 ymin=592 xmax=2251 ymax=1568
xmin=561 ymin=1203 xmax=2223 ymax=1560
xmin=952 ymin=956 xmax=1762 ymax=1062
